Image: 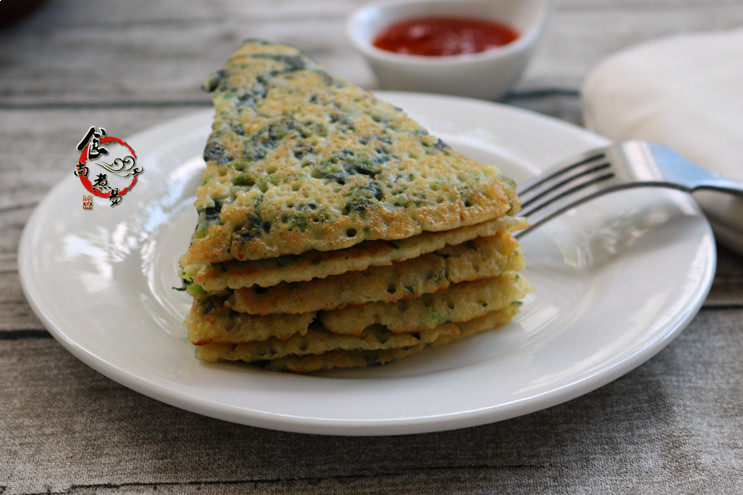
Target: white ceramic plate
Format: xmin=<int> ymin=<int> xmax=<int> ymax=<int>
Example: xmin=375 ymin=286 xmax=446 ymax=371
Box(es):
xmin=19 ymin=92 xmax=716 ymax=435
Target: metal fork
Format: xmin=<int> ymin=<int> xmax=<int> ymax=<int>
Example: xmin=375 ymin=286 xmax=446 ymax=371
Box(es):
xmin=514 ymin=140 xmax=743 ymax=238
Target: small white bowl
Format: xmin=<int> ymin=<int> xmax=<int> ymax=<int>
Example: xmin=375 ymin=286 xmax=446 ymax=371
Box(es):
xmin=347 ymin=0 xmax=551 ymax=100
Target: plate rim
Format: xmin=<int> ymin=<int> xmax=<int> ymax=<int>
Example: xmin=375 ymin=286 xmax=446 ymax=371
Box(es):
xmin=18 ymin=91 xmax=717 ymax=435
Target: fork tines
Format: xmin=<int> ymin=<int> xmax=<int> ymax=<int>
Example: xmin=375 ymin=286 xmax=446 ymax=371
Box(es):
xmin=518 ymin=150 xmax=615 ymax=218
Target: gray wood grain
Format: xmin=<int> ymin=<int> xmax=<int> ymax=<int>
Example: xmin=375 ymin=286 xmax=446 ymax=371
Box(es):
xmin=0 ymin=0 xmax=741 ymax=493
xmin=1 ymin=309 xmax=740 ymax=493
xmin=2 ymin=0 xmax=743 ymax=105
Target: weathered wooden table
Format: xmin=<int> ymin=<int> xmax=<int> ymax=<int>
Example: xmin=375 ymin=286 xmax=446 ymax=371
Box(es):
xmin=1 ymin=1 xmax=741 ymax=493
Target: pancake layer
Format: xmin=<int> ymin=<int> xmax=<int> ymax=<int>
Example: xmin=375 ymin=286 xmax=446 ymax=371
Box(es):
xmin=179 ymin=41 xmax=529 ymax=373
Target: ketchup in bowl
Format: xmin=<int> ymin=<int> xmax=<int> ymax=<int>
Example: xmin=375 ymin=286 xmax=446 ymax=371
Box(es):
xmin=373 ymin=16 xmax=520 ymax=57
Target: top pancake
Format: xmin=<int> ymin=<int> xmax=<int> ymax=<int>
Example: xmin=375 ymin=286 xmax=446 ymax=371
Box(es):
xmin=182 ymin=40 xmax=520 ymax=264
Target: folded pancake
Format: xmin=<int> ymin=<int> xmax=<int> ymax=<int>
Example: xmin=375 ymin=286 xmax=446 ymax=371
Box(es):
xmin=264 ymin=346 xmax=425 ymax=373
xmin=186 ymin=273 xmax=529 ymax=345
xmin=261 ymin=306 xmax=520 ymax=372
xmin=186 ymin=301 xmax=314 ymax=344
xmin=196 ymin=306 xmax=518 ymax=365
xmin=195 ymin=321 xmax=460 ymax=363
xmin=181 ymin=40 xmax=519 ymax=265
xmin=226 ymin=232 xmax=523 ymax=314
xmin=319 ymin=273 xmax=530 ymax=335
xmin=179 ymin=40 xmax=530 ymax=373
xmin=430 ymin=303 xmax=519 ymax=348
xmin=182 ymin=216 xmax=526 ymax=291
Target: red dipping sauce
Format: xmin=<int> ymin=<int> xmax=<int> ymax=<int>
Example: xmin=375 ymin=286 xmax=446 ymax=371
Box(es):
xmin=373 ymin=16 xmax=520 ymax=57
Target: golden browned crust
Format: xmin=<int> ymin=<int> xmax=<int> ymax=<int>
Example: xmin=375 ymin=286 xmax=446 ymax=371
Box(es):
xmin=228 ymin=305 xmax=520 ymax=372
xmin=194 ymin=322 xmax=459 ymax=363
xmin=182 ymin=40 xmax=520 ymax=264
xmin=185 ymin=299 xmax=315 ymax=345
xmin=227 ymin=233 xmax=523 ymax=314
xmin=183 ymin=274 xmax=529 ymax=345
xmin=263 ymin=346 xmax=425 ymax=373
xmin=182 ymin=216 xmax=527 ymax=291
xmin=319 ymin=273 xmax=530 ymax=335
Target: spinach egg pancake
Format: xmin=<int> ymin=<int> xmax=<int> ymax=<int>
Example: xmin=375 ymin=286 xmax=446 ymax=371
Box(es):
xmin=202 ymin=307 xmax=520 ymax=373
xmin=182 ymin=215 xmax=526 ymax=291
xmin=179 ymin=40 xmax=529 ymax=372
xmin=263 ymin=306 xmax=519 ymax=373
xmin=182 ymin=40 xmax=519 ymax=264
xmin=185 ymin=274 xmax=529 ymax=345
xmin=226 ymin=233 xmax=523 ymax=314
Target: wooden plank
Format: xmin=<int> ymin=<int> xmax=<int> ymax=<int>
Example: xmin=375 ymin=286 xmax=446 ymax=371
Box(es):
xmin=1 ymin=306 xmax=740 ymax=493
xmin=0 ymin=0 xmax=369 ymax=103
xmin=2 ymin=0 xmax=743 ymax=104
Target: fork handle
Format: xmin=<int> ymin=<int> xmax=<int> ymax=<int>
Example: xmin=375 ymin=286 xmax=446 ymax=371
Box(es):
xmin=694 ymin=174 xmax=743 ymax=196
xmin=648 ymin=143 xmax=743 ymax=197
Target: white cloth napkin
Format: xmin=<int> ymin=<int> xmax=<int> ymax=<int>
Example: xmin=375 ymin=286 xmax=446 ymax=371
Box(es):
xmin=582 ymin=30 xmax=743 ymax=254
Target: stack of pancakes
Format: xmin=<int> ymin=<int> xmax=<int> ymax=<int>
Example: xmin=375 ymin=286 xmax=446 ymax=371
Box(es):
xmin=179 ymin=41 xmax=529 ymax=373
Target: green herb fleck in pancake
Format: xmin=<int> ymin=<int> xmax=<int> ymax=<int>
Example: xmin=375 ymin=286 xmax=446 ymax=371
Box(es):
xmin=181 ymin=40 xmax=520 ymax=265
